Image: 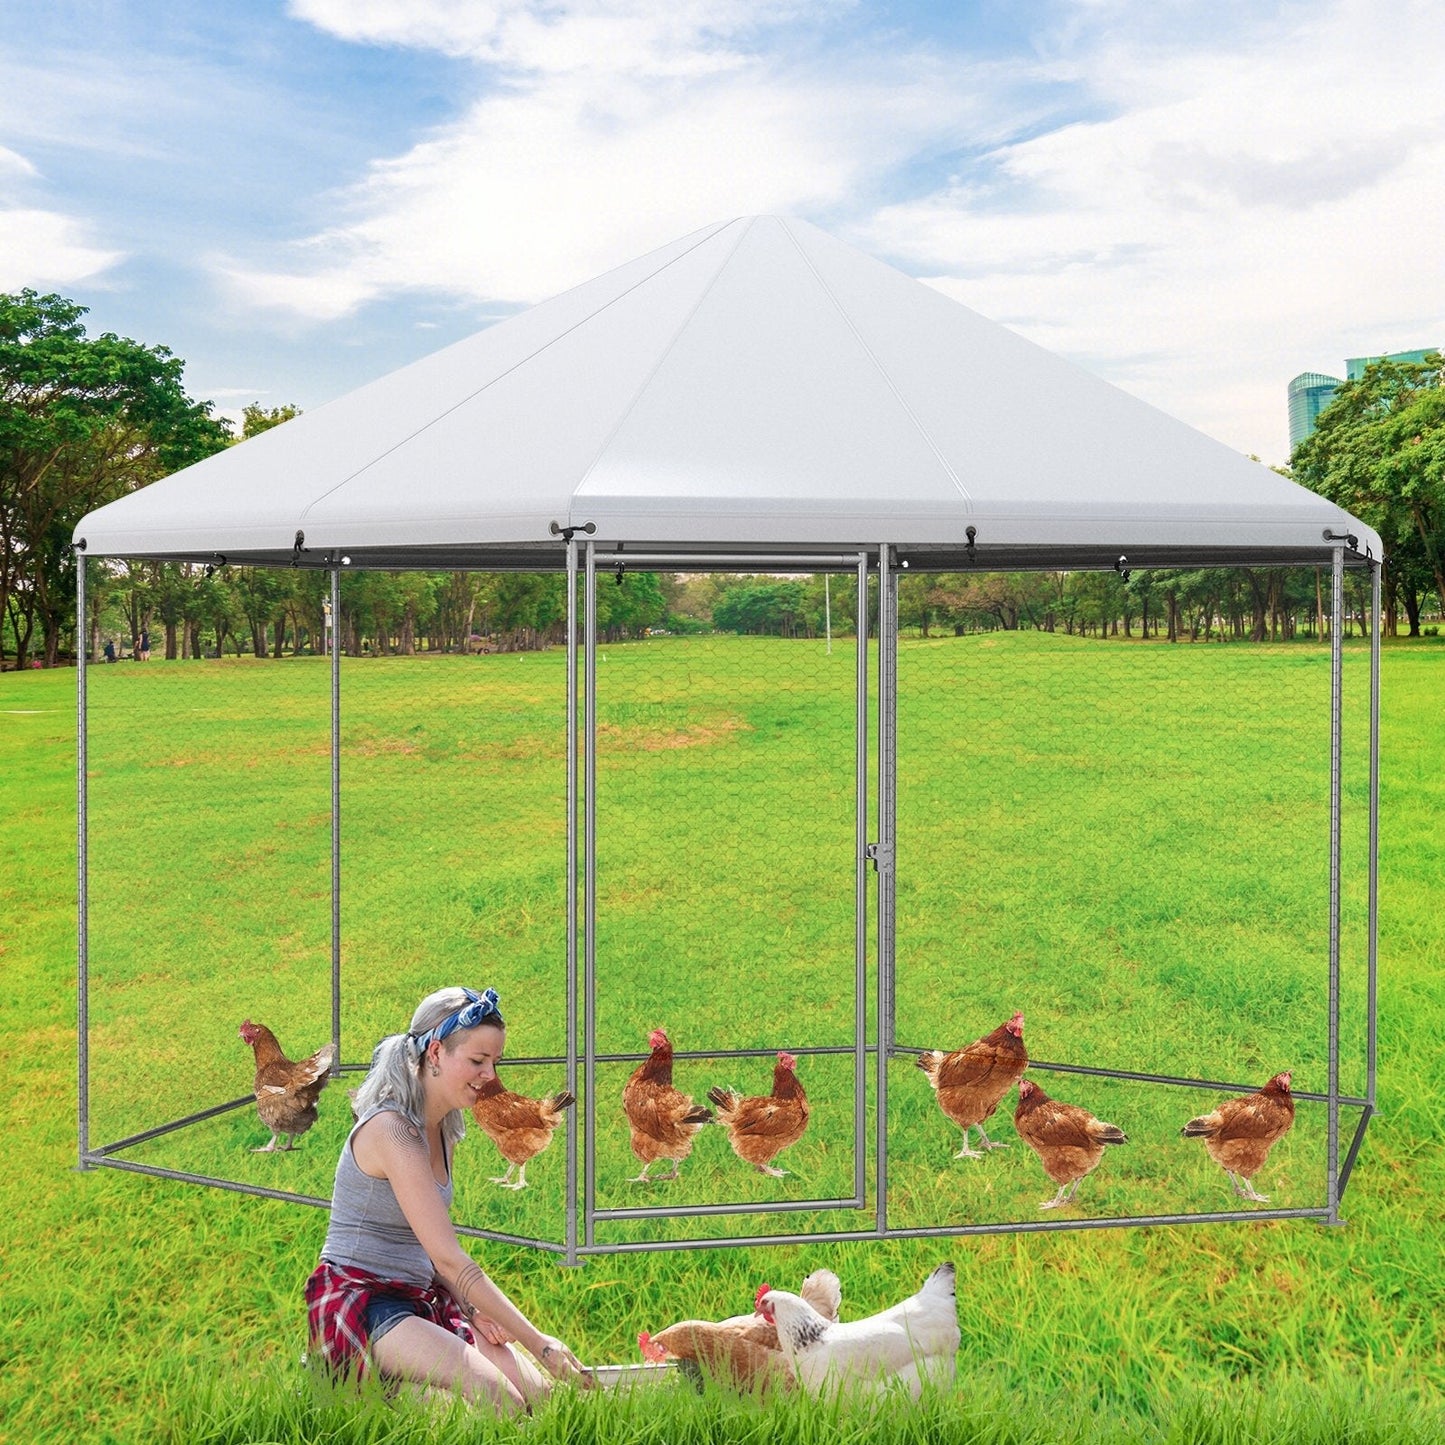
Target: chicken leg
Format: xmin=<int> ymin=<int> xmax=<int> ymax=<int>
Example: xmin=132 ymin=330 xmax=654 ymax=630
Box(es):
xmin=953 ymin=1129 xmax=985 ymax=1160
xmin=954 ymin=1123 xmax=1009 ymax=1158
xmin=1039 ymin=1177 xmax=1085 ymax=1210
xmin=490 ymin=1162 xmax=530 ymax=1190
xmin=252 ymin=1133 xmax=295 ymax=1152
xmin=1229 ymin=1172 xmax=1269 ymax=1203
xmin=630 ymin=1159 xmax=681 ymax=1184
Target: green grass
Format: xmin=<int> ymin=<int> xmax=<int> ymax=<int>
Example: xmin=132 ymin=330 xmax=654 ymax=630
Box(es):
xmin=180 ymin=1367 xmax=1445 ymax=1445
xmin=3 ymin=631 xmax=1444 ymax=1441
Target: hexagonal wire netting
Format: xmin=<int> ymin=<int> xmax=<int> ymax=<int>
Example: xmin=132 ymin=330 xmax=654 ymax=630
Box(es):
xmin=77 ymin=547 xmax=1378 ymax=1257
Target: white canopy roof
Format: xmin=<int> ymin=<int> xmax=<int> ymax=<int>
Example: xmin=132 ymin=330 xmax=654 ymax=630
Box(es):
xmin=75 ymin=215 xmax=1377 ymax=570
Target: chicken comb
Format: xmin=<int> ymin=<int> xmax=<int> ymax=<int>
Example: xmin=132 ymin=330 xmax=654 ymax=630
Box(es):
xmin=754 ymin=1282 xmax=772 ymax=1312
xmin=637 ymin=1330 xmax=665 ymax=1363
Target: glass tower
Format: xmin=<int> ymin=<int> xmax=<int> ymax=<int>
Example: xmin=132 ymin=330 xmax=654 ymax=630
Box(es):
xmin=1345 ymin=348 xmax=1436 ymax=380
xmin=1289 ymin=347 xmax=1440 ymax=451
xmin=1288 ymin=371 xmax=1342 ymax=452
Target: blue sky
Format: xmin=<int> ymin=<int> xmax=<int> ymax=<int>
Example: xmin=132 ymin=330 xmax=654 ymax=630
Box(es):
xmin=2 ymin=0 xmax=1441 ymax=465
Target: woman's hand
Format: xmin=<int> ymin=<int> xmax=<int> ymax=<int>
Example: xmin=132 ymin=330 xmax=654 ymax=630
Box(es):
xmin=471 ymin=1317 xmax=512 ymax=1347
xmin=534 ymin=1334 xmax=586 ymax=1383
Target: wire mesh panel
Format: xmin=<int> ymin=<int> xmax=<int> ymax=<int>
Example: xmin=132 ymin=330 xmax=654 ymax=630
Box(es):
xmin=77 ymin=552 xmax=1378 ymax=1251
xmin=585 ymin=565 xmax=868 ymax=1247
xmin=887 ymin=563 xmax=1374 ymax=1232
xmin=80 ymin=565 xmax=575 ymax=1244
xmin=82 ymin=570 xmax=333 ymax=1193
xmin=334 ymin=585 xmax=571 ymax=1245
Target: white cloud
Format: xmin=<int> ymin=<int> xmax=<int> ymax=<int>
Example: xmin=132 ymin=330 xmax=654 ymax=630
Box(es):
xmin=230 ymin=0 xmax=1443 ymax=462
xmin=220 ymin=20 xmax=1004 ymax=319
xmin=862 ymin=0 xmax=1445 ymax=460
xmin=288 ymin=0 xmax=853 ymax=73
xmin=0 ymin=145 xmax=37 ymax=177
xmin=0 ymin=104 xmax=131 ymax=294
xmin=0 ymin=207 xmax=124 ymax=291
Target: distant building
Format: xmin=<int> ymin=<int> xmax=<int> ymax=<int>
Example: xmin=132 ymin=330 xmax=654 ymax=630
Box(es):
xmin=1344 ymin=348 xmax=1436 ymax=381
xmin=1289 ymin=348 xmax=1440 ymax=452
xmin=1288 ymin=372 xmax=1343 ymax=451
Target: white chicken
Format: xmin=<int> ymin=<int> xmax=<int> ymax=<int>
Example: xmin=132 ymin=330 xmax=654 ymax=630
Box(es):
xmin=759 ymin=1262 xmax=959 ymax=1398
xmin=638 ymin=1269 xmax=843 ymax=1392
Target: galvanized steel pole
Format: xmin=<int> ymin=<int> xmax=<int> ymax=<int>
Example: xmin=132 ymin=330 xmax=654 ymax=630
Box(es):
xmin=76 ymin=552 xmax=90 ymax=1167
xmin=854 ymin=551 xmax=868 ymax=1208
xmin=330 ymin=568 xmax=341 ymax=1069
xmin=1367 ymin=561 xmax=1380 ymax=1115
xmin=584 ymin=541 xmax=599 ymax=1254
xmin=565 ymin=539 xmax=580 ymax=1265
xmin=1326 ymin=546 xmax=1344 ymax=1223
xmin=874 ymin=546 xmax=890 ymax=1235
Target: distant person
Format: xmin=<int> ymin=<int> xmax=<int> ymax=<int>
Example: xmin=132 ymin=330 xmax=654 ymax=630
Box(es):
xmin=103 ymin=639 xmax=116 ymax=664
xmin=139 ymin=628 xmax=150 ymax=661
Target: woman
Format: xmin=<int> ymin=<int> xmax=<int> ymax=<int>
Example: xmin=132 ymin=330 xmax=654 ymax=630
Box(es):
xmin=306 ymin=986 xmax=585 ymax=1412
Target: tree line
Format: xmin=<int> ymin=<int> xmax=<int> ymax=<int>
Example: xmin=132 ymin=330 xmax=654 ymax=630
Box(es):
xmin=4 ymin=290 xmax=1440 ymax=668
xmin=79 ymin=562 xmax=671 ymax=663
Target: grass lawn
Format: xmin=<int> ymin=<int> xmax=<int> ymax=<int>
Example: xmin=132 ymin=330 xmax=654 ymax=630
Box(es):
xmin=3 ymin=630 xmax=1443 ymax=1442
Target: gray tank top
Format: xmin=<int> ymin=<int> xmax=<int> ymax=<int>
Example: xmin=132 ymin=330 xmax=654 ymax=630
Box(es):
xmin=320 ymin=1105 xmax=453 ymax=1288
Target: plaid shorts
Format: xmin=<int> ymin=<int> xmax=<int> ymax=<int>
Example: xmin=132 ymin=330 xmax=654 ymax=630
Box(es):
xmin=305 ymin=1259 xmax=475 ymax=1382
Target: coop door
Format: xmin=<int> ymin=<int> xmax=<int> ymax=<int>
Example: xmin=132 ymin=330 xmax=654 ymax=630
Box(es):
xmin=584 ymin=561 xmax=871 ymax=1240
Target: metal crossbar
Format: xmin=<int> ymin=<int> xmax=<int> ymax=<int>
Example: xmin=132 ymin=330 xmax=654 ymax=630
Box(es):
xmin=570 ymin=1207 xmax=1336 ymax=1256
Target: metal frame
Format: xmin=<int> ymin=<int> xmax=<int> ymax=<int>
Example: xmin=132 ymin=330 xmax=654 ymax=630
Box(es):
xmin=329 ymin=567 xmax=342 ymax=1068
xmin=875 ymin=545 xmax=895 ymax=1234
xmin=74 ymin=545 xmax=1382 ymax=1249
xmin=574 ymin=543 xmax=871 ymax=1253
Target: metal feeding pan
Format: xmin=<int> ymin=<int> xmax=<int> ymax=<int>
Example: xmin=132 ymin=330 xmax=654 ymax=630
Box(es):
xmin=582 ymin=1361 xmax=679 ymax=1390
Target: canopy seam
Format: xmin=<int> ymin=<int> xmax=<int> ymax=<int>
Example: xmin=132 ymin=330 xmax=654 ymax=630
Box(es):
xmin=570 ymin=217 xmax=753 ymax=504
xmin=779 ymin=219 xmax=973 ymax=506
xmin=297 ymin=218 xmax=739 ymax=523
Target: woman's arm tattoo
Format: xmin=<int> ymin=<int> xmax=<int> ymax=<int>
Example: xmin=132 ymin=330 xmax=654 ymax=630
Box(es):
xmin=453 ymin=1261 xmax=487 ymax=1316
xmin=386 ymin=1115 xmax=426 ymax=1152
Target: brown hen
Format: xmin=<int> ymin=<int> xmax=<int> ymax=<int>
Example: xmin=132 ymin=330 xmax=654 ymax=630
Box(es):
xmin=471 ymin=1074 xmax=575 ymax=1189
xmin=1013 ymin=1076 xmax=1127 ymax=1209
xmin=916 ymin=1011 xmax=1027 ymax=1158
xmin=708 ymin=1052 xmax=809 ymax=1176
xmin=1181 ymin=1071 xmax=1295 ymax=1202
xmin=622 ymin=1028 xmax=713 ymax=1183
xmin=238 ymin=1020 xmax=335 ymax=1152
xmin=639 ymin=1270 xmax=842 ymax=1392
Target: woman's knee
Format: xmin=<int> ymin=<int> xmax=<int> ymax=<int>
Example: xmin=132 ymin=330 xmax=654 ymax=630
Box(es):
xmin=458 ymin=1349 xmax=527 ymax=1414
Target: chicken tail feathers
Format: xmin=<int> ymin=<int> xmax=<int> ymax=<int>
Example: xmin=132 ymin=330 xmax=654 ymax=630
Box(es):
xmin=1097 ymin=1124 xmax=1128 ymax=1145
xmin=919 ymin=1261 xmax=957 ymax=1299
xmin=683 ymin=1105 xmax=714 ymax=1125
xmin=1181 ymin=1118 xmax=1215 ymax=1138
xmin=707 ymin=1087 xmax=736 ymax=1111
xmin=548 ymin=1091 xmax=577 ymax=1112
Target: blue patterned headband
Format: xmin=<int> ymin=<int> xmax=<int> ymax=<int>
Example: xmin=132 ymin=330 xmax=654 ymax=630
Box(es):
xmin=411 ymin=987 xmax=502 ymax=1058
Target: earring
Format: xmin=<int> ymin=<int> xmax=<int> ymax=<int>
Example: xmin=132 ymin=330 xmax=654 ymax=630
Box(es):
xmin=429 ymin=1063 xmax=441 ymax=1077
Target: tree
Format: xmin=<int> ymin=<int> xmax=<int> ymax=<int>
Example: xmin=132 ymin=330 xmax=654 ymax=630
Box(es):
xmin=713 ymin=579 xmax=809 ymax=636
xmin=233 ymin=567 xmax=293 ymax=657
xmin=595 ymin=569 xmax=667 ymax=640
xmin=1292 ymin=353 xmax=1445 ymax=632
xmin=240 ymin=403 xmax=299 ymax=439
xmin=0 ymin=290 xmax=229 ymax=666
